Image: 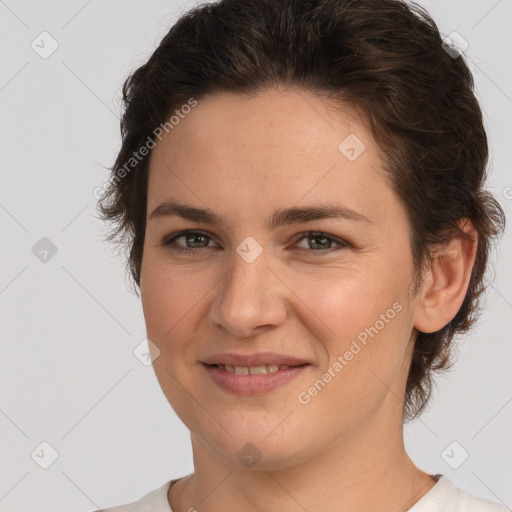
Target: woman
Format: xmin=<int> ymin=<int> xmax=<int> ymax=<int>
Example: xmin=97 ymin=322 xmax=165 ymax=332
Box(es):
xmin=95 ymin=0 xmax=507 ymax=510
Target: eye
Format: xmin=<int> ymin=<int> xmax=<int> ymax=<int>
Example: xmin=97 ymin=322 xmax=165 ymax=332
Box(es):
xmin=292 ymin=231 xmax=349 ymax=255
xmin=161 ymin=230 xmax=349 ymax=255
xmin=161 ymin=230 xmax=217 ymax=254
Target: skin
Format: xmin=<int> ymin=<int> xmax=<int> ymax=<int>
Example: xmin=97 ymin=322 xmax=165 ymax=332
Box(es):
xmin=140 ymin=86 xmax=477 ymax=512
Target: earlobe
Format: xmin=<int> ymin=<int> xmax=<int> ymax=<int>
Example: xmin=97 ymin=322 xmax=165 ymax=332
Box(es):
xmin=413 ymin=220 xmax=478 ymax=334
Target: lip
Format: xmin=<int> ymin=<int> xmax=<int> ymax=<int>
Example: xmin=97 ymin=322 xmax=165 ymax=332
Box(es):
xmin=201 ymin=352 xmax=310 ymax=367
xmin=202 ymin=363 xmax=310 ymax=395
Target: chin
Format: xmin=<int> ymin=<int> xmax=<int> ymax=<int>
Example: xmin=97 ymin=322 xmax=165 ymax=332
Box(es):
xmin=194 ymin=420 xmax=314 ymax=471
xmin=219 ymin=440 xmax=306 ymax=471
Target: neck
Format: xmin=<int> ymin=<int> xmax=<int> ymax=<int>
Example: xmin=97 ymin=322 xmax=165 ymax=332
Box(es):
xmin=169 ymin=402 xmax=436 ymax=512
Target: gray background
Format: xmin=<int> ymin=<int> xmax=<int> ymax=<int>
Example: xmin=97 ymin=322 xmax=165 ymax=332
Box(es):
xmin=0 ymin=1 xmax=510 ymax=511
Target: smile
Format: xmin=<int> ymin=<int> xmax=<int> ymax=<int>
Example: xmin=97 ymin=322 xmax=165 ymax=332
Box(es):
xmin=212 ymin=363 xmax=295 ymax=374
xmin=202 ymin=362 xmax=310 ymax=395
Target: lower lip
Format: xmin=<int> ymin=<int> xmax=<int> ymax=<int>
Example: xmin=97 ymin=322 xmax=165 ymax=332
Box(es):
xmin=202 ymin=364 xmax=309 ymax=395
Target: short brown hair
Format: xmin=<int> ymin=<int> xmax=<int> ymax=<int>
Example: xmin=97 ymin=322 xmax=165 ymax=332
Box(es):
xmin=97 ymin=0 xmax=505 ymax=421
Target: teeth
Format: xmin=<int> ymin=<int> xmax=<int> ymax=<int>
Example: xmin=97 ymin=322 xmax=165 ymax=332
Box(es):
xmin=219 ymin=364 xmax=292 ymax=374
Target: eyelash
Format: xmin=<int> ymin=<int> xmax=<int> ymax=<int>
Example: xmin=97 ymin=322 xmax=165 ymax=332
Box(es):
xmin=161 ymin=229 xmax=349 ymax=256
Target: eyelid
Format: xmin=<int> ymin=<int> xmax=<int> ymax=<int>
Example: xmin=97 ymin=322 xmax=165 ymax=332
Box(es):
xmin=162 ymin=229 xmax=218 ymax=249
xmin=290 ymin=231 xmax=349 ymax=253
xmin=161 ymin=229 xmax=351 ymax=254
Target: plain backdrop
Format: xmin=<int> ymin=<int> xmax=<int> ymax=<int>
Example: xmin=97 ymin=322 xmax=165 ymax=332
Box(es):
xmin=0 ymin=1 xmax=511 ymax=511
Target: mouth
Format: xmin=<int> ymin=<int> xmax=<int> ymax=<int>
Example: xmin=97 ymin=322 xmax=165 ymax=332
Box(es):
xmin=204 ymin=362 xmax=308 ymax=375
xmin=201 ymin=360 xmax=311 ymax=395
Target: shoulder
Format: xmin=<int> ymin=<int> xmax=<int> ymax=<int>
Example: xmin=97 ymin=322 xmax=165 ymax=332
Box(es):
xmin=411 ymin=475 xmax=510 ymax=512
xmin=88 ymin=478 xmax=178 ymax=512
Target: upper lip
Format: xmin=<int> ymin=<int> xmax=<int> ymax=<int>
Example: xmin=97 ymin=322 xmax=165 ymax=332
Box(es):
xmin=201 ymin=352 xmax=310 ymax=367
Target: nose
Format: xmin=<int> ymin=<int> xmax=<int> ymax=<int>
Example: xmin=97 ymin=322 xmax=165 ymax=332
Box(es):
xmin=209 ymin=245 xmax=288 ymax=338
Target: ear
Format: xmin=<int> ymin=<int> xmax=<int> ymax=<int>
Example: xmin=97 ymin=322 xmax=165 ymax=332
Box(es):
xmin=413 ymin=219 xmax=478 ymax=334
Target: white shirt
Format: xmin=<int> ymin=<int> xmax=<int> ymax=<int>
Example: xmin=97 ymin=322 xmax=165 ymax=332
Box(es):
xmin=94 ymin=474 xmax=510 ymax=511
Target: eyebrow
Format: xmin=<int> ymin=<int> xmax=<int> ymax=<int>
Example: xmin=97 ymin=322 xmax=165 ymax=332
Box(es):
xmin=149 ymin=200 xmax=372 ymax=228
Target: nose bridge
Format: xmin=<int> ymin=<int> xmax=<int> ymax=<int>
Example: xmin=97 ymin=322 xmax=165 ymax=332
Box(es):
xmin=210 ymin=238 xmax=286 ymax=337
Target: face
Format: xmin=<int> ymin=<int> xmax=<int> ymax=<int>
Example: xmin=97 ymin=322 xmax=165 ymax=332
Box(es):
xmin=141 ymin=87 xmax=419 ymax=470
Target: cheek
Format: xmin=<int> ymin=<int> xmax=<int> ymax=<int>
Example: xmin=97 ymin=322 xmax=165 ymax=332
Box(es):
xmin=301 ymin=263 xmax=413 ymax=394
xmin=141 ymin=261 xmax=204 ymax=342
xmin=299 ymin=263 xmax=404 ymax=342
xmin=300 ymin=294 xmax=411 ymax=431
xmin=140 ymin=260 xmax=212 ymax=424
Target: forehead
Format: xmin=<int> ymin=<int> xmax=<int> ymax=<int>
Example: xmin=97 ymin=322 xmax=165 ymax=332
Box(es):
xmin=146 ymin=87 xmax=396 ymax=227
xmin=153 ymin=87 xmax=371 ymax=157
